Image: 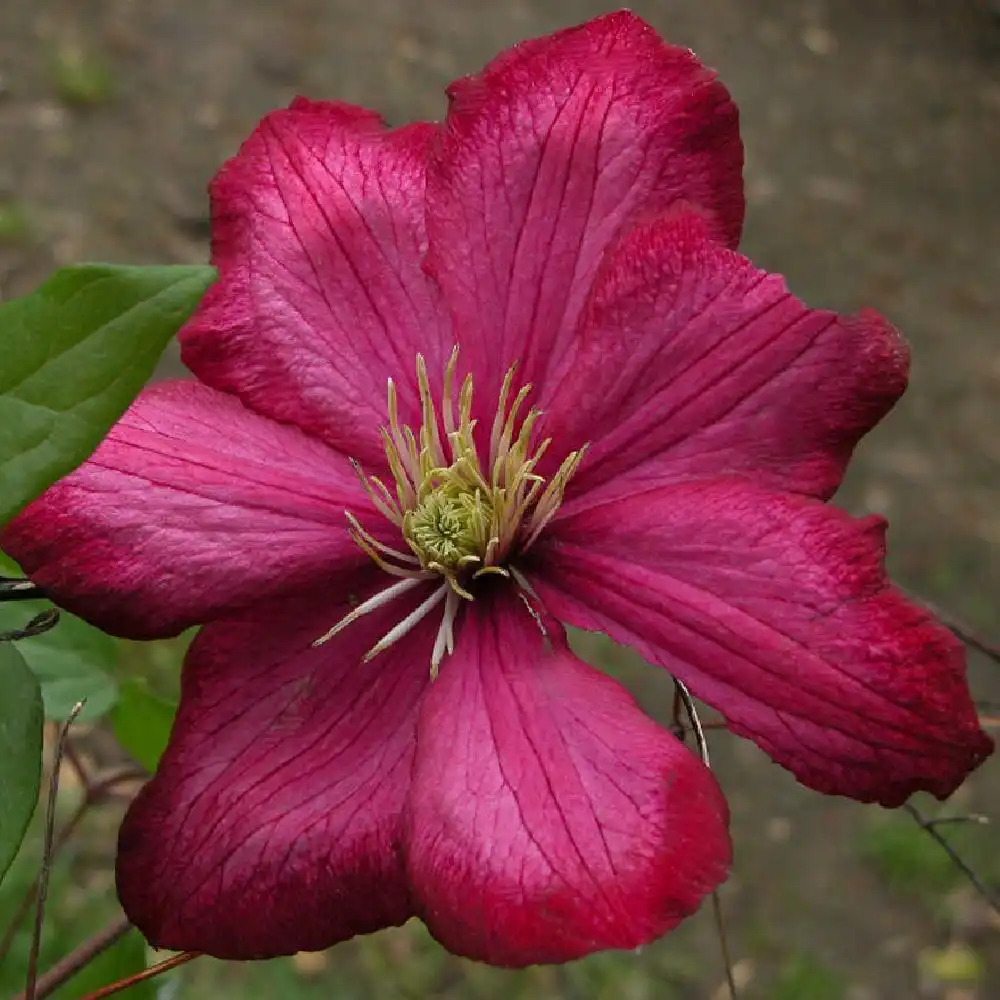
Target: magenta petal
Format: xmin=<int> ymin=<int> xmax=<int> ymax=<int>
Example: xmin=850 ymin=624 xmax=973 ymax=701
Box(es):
xmin=1 ymin=381 xmax=377 ymax=638
xmin=426 ymin=11 xmax=743 ymax=403
xmin=404 ymin=595 xmax=730 ymax=966
xmin=117 ymin=579 xmax=437 ymax=958
xmin=543 ymin=211 xmax=907 ymax=502
xmin=532 ymin=481 xmax=992 ymax=807
xmin=180 ymin=99 xmax=450 ymax=467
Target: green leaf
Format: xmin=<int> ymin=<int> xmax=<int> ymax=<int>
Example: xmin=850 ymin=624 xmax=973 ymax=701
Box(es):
xmin=0 ymin=641 xmax=43 ymax=883
xmin=17 ymin=626 xmax=118 ymax=721
xmin=50 ymin=928 xmax=155 ymax=1000
xmin=0 ymin=552 xmax=118 ymax=721
xmin=0 ymin=263 xmax=216 ymax=524
xmin=112 ymin=678 xmax=176 ymax=771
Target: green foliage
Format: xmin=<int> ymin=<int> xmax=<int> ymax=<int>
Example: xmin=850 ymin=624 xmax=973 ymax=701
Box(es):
xmin=0 ymin=642 xmax=43 ymax=883
xmin=772 ymin=952 xmax=846 ymax=1000
xmin=112 ymin=678 xmax=176 ymax=771
xmin=0 ymin=803 xmax=152 ymax=999
xmin=0 ymin=201 xmax=30 ymax=246
xmin=0 ymin=552 xmax=118 ymax=721
xmin=17 ymin=628 xmax=117 ymax=721
xmin=0 ymin=262 xmax=209 ymax=891
xmin=52 ymin=44 xmax=117 ymax=107
xmin=50 ymin=930 xmax=153 ymax=1000
xmin=112 ymin=634 xmax=188 ymax=769
xmin=185 ymin=918 xmax=702 ymax=1000
xmin=859 ymin=811 xmax=964 ymax=900
xmin=0 ymin=262 xmax=215 ymax=526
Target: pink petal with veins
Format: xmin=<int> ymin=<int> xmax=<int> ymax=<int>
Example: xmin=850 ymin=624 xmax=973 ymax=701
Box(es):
xmin=2 ymin=381 xmax=376 ymax=638
xmin=117 ymin=575 xmax=436 ymax=957
xmin=532 ymin=480 xmax=992 ymax=806
xmin=181 ymin=100 xmax=451 ymax=468
xmin=404 ymin=594 xmax=730 ymax=965
xmin=426 ymin=11 xmax=743 ymax=405
xmin=542 ymin=211 xmax=907 ymax=503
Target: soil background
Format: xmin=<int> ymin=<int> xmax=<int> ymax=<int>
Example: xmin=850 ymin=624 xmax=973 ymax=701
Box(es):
xmin=0 ymin=2 xmax=998 ymax=998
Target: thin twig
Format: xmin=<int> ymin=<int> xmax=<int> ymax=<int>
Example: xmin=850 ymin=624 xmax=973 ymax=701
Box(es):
xmin=710 ymin=892 xmax=738 ymax=996
xmin=908 ymin=591 xmax=1000 ymax=663
xmin=74 ymin=951 xmax=199 ymax=1000
xmin=670 ymin=688 xmax=730 ymax=740
xmin=895 ymin=595 xmax=1000 ymax=909
xmin=0 ymin=766 xmax=146 ymax=963
xmin=904 ymin=803 xmax=1000 ymax=915
xmin=0 ymin=610 xmax=59 ymax=643
xmin=922 ymin=813 xmax=988 ymax=830
xmin=11 ymin=915 xmax=132 ymax=1000
xmin=23 ymin=701 xmax=86 ymax=1000
xmin=674 ymin=680 xmax=712 ymax=767
xmin=673 ymin=679 xmax=738 ymax=1000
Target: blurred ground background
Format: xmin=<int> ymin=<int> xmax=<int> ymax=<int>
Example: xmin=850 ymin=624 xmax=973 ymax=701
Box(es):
xmin=1 ymin=1 xmax=999 ymax=998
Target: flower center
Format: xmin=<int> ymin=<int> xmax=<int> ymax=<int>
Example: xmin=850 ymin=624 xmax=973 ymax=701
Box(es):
xmin=314 ymin=347 xmax=587 ymax=675
xmin=406 ymin=487 xmax=492 ymax=571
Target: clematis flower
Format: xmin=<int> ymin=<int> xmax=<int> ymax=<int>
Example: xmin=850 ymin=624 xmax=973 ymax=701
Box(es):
xmin=3 ymin=10 xmax=991 ymax=967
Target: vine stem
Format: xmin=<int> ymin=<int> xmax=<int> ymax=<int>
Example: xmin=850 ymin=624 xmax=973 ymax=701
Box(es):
xmin=904 ymin=803 xmax=1000 ymax=915
xmin=0 ymin=766 xmax=146 ymax=964
xmin=24 ymin=702 xmax=86 ymax=1000
xmin=6 ymin=926 xmax=197 ymax=1000
xmin=0 ymin=577 xmax=46 ymax=602
xmin=673 ymin=680 xmax=739 ymax=1000
xmin=9 ymin=915 xmax=132 ymax=1000
xmin=75 ymin=952 xmax=199 ymax=1000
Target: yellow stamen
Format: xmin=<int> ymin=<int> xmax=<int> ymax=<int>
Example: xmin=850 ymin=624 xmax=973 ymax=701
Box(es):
xmin=323 ymin=348 xmax=587 ymax=675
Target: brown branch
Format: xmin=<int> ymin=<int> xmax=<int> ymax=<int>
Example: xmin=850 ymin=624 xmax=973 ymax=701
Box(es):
xmin=60 ymin=738 xmax=89 ymax=792
xmin=0 ymin=706 xmax=149 ymax=1000
xmin=74 ymin=951 xmax=199 ymax=1000
xmin=0 ymin=766 xmax=146 ymax=964
xmin=9 ymin=915 xmax=132 ymax=1000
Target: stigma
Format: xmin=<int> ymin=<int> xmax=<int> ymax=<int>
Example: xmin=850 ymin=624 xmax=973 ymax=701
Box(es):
xmin=314 ymin=347 xmax=586 ymax=675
